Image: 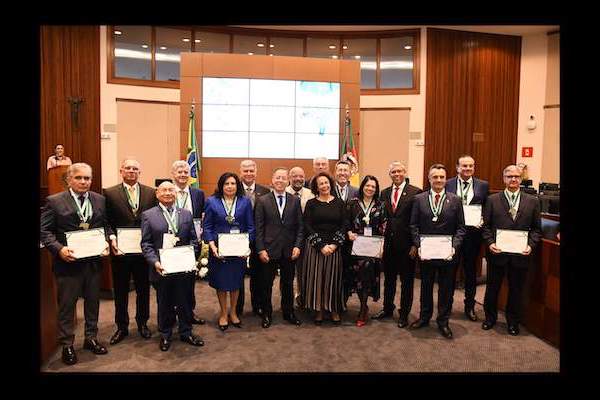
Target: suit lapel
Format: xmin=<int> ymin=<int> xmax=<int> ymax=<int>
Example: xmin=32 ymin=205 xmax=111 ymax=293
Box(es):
xmin=395 ymin=184 xmax=409 ymax=215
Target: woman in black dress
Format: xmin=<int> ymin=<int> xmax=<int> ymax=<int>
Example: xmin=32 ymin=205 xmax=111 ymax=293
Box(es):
xmin=301 ymin=172 xmax=347 ymax=325
xmin=346 ymin=175 xmax=387 ymax=327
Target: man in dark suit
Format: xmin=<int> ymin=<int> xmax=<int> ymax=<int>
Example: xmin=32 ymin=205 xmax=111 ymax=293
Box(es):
xmin=372 ymin=161 xmax=422 ymax=328
xmin=304 ymin=156 xmax=330 ymax=188
xmin=481 ymin=165 xmax=542 ymax=336
xmin=140 ymin=181 xmax=204 ymax=351
xmin=445 ymin=155 xmax=489 ymax=322
xmin=104 ymin=159 xmax=157 ymax=345
xmin=255 ymin=167 xmax=304 ymax=328
xmin=409 ymin=163 xmax=466 ymax=339
xmin=171 ymin=160 xmax=205 ymax=325
xmin=40 ymin=163 xmax=112 ymax=365
xmin=237 ymin=159 xmax=271 ymax=316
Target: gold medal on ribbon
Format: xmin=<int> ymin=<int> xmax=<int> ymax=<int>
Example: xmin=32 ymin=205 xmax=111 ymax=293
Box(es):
xmin=79 ymin=222 xmax=90 ymax=230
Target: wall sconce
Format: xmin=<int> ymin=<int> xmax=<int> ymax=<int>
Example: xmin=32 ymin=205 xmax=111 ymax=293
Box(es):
xmin=527 ymin=114 xmax=536 ymax=131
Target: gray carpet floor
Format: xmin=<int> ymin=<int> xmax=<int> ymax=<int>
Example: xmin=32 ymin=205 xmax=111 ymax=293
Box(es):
xmin=41 ymin=276 xmax=559 ymax=373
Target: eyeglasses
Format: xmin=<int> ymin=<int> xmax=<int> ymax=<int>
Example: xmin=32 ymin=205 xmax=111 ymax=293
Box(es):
xmin=504 ymin=175 xmax=522 ymax=179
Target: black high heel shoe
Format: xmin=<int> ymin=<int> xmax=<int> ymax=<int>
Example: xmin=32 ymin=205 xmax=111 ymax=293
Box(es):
xmin=218 ymin=319 xmax=229 ymax=331
xmin=229 ymin=316 xmax=243 ymax=328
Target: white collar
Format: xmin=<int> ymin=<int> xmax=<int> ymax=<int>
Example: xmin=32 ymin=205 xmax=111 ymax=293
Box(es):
xmin=458 ymin=176 xmax=473 ymax=185
xmin=70 ymin=188 xmax=88 ymax=199
xmin=430 ymin=188 xmax=446 ymax=197
xmin=176 ymin=185 xmax=190 ymax=194
xmin=243 ymin=182 xmax=256 ymax=191
xmin=159 ymin=202 xmax=175 ymax=212
xmin=123 ymin=182 xmax=139 ymax=191
xmin=393 ymin=181 xmax=406 ymax=191
xmin=505 ymin=188 xmax=520 ymax=198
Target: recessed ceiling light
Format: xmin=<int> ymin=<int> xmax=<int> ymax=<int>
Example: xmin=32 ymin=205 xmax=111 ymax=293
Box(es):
xmin=342 ymin=45 xmax=348 ymax=50
xmin=182 ymin=38 xmax=190 ymax=42
xmin=114 ymin=30 xmax=122 ymax=35
xmin=248 ymin=52 xmax=254 ymax=55
xmin=141 ymin=44 xmax=149 ymax=49
xmin=269 ymin=53 xmax=274 ymax=56
xmin=160 ymin=46 xmax=167 ymax=50
xmin=332 ymin=55 xmax=338 ymax=59
xmin=354 ymin=55 xmax=361 ymax=59
xmin=328 ymin=44 xmax=337 ymax=49
xmin=256 ymin=42 xmax=265 ymax=48
xmin=269 ymin=44 xmax=275 ymax=48
xmin=404 ymin=45 xmax=412 ymax=50
xmin=194 ymin=39 xmax=201 ymax=43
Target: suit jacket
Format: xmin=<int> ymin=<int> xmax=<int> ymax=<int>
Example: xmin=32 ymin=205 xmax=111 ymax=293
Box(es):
xmin=333 ymin=184 xmax=359 ymax=203
xmin=140 ymin=205 xmax=199 ymax=282
xmin=482 ymin=192 xmax=542 ymax=268
xmin=285 ymin=185 xmax=315 ymax=213
xmin=189 ymin=187 xmax=205 ymax=219
xmin=381 ymin=182 xmax=422 ymax=253
xmin=255 ymin=192 xmax=304 ymax=260
xmin=410 ymin=191 xmax=466 ymax=263
xmin=445 ymin=176 xmax=489 ymax=206
xmin=202 ymin=195 xmax=256 ymax=244
xmin=40 ymin=190 xmax=113 ymax=274
xmin=104 ymin=183 xmax=157 ymax=230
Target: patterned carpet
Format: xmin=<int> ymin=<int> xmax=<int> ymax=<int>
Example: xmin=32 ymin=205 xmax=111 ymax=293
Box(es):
xmin=41 ymin=275 xmax=559 ymax=373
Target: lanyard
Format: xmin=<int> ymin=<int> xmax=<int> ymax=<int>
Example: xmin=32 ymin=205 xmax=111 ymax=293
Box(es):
xmin=73 ymin=194 xmax=92 ymax=222
xmin=124 ymin=184 xmax=140 ymax=210
xmin=428 ymin=192 xmax=446 ymax=219
xmin=504 ymin=189 xmax=520 ymax=210
xmin=458 ymin=180 xmax=471 ymax=204
xmin=161 ymin=207 xmax=179 ymax=235
xmin=359 ymin=199 xmax=374 ymax=225
xmin=222 ymin=197 xmax=237 ymax=224
xmin=176 ymin=190 xmax=189 ymax=210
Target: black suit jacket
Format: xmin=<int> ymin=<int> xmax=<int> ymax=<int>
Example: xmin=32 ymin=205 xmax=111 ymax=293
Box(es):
xmin=381 ymin=182 xmax=422 ymax=255
xmin=255 ymin=192 xmax=304 ymax=260
xmin=482 ymin=192 xmax=542 ymax=268
xmin=445 ymin=176 xmax=489 ymax=206
xmin=104 ymin=183 xmax=157 ymax=230
xmin=40 ymin=190 xmax=113 ymax=274
xmin=410 ymin=191 xmax=466 ymax=263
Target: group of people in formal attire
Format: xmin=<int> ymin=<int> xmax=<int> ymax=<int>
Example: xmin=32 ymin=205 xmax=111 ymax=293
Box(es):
xmin=40 ymin=154 xmax=541 ymax=366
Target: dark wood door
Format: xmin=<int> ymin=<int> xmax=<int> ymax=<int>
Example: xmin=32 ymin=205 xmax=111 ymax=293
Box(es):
xmin=424 ymin=28 xmax=521 ymax=191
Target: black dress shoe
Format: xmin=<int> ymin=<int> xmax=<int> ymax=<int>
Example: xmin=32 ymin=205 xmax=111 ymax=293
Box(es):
xmin=138 ymin=325 xmax=152 ymax=339
xmin=283 ymin=313 xmax=302 ymax=326
xmin=159 ymin=337 xmax=171 ymax=351
xmin=465 ymin=307 xmax=478 ymax=322
xmin=507 ymin=324 xmax=520 ymax=336
xmin=409 ymin=319 xmax=430 ymax=330
xmin=397 ymin=317 xmax=409 ymax=328
xmin=481 ymin=320 xmax=495 ymax=330
xmin=181 ymin=334 xmax=204 ymax=346
xmin=438 ymin=325 xmax=453 ymax=339
xmin=61 ymin=345 xmax=77 ymax=365
xmin=191 ymin=315 xmax=206 ymax=325
xmin=109 ymin=329 xmax=129 ymax=345
xmin=371 ymin=309 xmax=393 ymax=320
xmin=253 ymin=308 xmax=264 ymax=317
xmin=261 ymin=315 xmax=272 ymax=329
xmin=83 ymin=338 xmax=108 ymax=355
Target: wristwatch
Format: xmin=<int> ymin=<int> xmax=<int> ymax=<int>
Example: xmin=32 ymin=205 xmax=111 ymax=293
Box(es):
xmin=109 ymin=234 xmax=117 ymax=241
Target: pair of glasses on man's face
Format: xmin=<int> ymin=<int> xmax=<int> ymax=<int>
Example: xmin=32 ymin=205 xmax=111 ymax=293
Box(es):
xmin=504 ymin=175 xmax=522 ymax=179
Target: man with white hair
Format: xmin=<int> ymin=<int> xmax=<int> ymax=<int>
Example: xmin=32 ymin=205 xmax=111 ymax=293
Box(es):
xmin=481 ymin=165 xmax=541 ymax=336
xmin=40 ymin=163 xmax=113 ymax=365
xmin=305 ymin=156 xmax=330 ymax=188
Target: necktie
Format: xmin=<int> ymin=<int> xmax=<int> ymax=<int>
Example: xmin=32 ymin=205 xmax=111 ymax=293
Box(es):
xmin=463 ymin=180 xmax=469 ymax=190
xmin=435 ymin=193 xmax=440 ymax=207
xmin=129 ymin=187 xmax=138 ymax=210
xmin=511 ymin=193 xmax=516 ymax=202
xmin=78 ymin=194 xmax=85 ymax=207
xmin=392 ymin=186 xmax=400 ymax=212
xmin=294 ymin=191 xmax=301 ymax=199
xmin=278 ymin=195 xmax=284 ymax=207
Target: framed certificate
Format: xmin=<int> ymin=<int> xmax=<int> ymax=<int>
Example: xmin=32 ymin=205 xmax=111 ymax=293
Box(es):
xmin=463 ymin=204 xmax=482 ymax=227
xmin=496 ymin=229 xmax=528 ymax=254
xmin=218 ymin=233 xmax=250 ymax=257
xmin=65 ymin=228 xmax=107 ymax=259
xmin=193 ymin=218 xmax=203 ymax=242
xmin=159 ymin=245 xmax=197 ymax=274
xmin=116 ymin=228 xmax=142 ymax=254
xmin=420 ymin=235 xmax=453 ymax=260
xmin=351 ymin=235 xmax=384 ymax=258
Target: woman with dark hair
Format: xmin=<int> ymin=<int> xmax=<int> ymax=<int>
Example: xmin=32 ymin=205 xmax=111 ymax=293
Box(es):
xmin=301 ymin=172 xmax=347 ymax=325
xmin=346 ymin=175 xmax=387 ymax=327
xmin=203 ymin=172 xmax=255 ymax=331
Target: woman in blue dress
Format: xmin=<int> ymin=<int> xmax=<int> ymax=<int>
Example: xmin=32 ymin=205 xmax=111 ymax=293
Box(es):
xmin=203 ymin=172 xmax=255 ymax=331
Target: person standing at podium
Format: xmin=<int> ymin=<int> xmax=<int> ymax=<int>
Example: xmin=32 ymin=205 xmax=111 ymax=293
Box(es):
xmin=104 ymin=159 xmax=157 ymax=345
xmin=47 ymin=144 xmax=72 ymax=170
xmin=40 ymin=163 xmax=113 ymax=365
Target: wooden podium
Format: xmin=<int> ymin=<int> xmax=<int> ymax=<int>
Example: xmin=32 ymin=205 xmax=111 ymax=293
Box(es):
xmin=47 ymin=165 xmax=69 ymax=195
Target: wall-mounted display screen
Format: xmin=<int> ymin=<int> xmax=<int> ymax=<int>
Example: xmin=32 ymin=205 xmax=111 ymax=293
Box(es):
xmin=202 ymin=77 xmax=340 ymax=159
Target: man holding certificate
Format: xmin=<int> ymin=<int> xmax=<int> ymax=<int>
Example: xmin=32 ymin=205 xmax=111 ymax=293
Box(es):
xmin=255 ymin=168 xmax=304 ymax=328
xmin=481 ymin=165 xmax=542 ymax=336
xmin=40 ymin=163 xmax=112 ymax=365
xmin=409 ymin=164 xmax=466 ymax=339
xmin=104 ymin=159 xmax=157 ymax=345
xmin=140 ymin=181 xmax=204 ymax=351
xmin=445 ymin=155 xmax=489 ymax=322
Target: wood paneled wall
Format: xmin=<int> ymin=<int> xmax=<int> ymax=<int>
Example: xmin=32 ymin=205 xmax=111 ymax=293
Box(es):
xmin=40 ymin=26 xmax=102 ymax=194
xmin=424 ymin=28 xmax=521 ymax=191
xmin=179 ymin=53 xmax=361 ymax=193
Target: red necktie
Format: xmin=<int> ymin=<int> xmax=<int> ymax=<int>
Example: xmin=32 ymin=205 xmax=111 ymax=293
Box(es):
xmin=392 ymin=187 xmax=400 ymax=212
xmin=435 ymin=193 xmax=440 ymax=207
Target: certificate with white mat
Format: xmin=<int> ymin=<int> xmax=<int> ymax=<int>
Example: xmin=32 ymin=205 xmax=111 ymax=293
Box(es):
xmin=463 ymin=205 xmax=482 ymax=227
xmin=116 ymin=228 xmax=142 ymax=254
xmin=218 ymin=233 xmax=250 ymax=257
xmin=159 ymin=245 xmax=197 ymax=274
xmin=496 ymin=229 xmax=528 ymax=254
xmin=419 ymin=235 xmax=453 ymax=260
xmin=65 ymin=228 xmax=107 ymax=259
xmin=351 ymin=235 xmax=384 ymax=258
